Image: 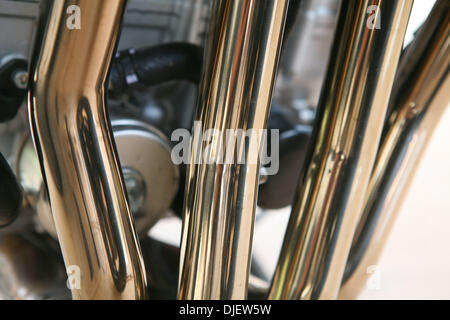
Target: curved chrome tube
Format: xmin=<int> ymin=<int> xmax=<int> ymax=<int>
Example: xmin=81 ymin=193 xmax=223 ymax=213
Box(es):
xmin=340 ymin=0 xmax=450 ymax=299
xmin=28 ymin=0 xmax=147 ymax=299
xmin=268 ymin=0 xmax=413 ymax=299
xmin=178 ymin=0 xmax=288 ymax=299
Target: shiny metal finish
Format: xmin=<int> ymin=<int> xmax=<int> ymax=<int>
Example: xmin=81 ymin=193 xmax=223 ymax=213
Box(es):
xmin=28 ymin=0 xmax=147 ymax=299
xmin=268 ymin=0 xmax=413 ymax=300
xmin=340 ymin=0 xmax=450 ymax=299
xmin=178 ymin=0 xmax=288 ymax=299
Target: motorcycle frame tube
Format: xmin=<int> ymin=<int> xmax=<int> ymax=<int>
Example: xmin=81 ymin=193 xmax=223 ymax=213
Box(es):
xmin=340 ymin=0 xmax=450 ymax=299
xmin=28 ymin=0 xmax=147 ymax=299
xmin=268 ymin=0 xmax=413 ymax=299
xmin=178 ymin=0 xmax=288 ymax=299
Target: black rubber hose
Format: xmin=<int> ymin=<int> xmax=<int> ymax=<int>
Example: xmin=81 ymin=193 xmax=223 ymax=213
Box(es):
xmin=110 ymin=1 xmax=301 ymax=93
xmin=0 ymin=153 xmax=23 ymax=227
xmin=109 ymin=42 xmax=203 ymax=93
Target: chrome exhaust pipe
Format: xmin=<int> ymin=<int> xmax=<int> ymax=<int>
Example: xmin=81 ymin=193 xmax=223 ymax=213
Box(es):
xmin=178 ymin=0 xmax=288 ymax=299
xmin=340 ymin=0 xmax=450 ymax=299
xmin=28 ymin=0 xmax=147 ymax=299
xmin=268 ymin=0 xmax=413 ymax=299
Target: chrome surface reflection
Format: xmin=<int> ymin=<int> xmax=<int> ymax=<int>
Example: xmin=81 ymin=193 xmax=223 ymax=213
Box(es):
xmin=28 ymin=0 xmax=147 ymax=299
xmin=178 ymin=0 xmax=288 ymax=299
xmin=340 ymin=0 xmax=450 ymax=299
xmin=268 ymin=0 xmax=413 ymax=299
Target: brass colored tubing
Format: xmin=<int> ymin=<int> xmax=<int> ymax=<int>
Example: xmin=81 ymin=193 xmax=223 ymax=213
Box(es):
xmin=28 ymin=0 xmax=147 ymax=299
xmin=340 ymin=0 xmax=450 ymax=299
xmin=178 ymin=0 xmax=288 ymax=299
xmin=268 ymin=0 xmax=413 ymax=299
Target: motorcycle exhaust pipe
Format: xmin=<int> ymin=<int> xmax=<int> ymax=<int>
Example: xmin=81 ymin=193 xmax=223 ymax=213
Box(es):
xmin=268 ymin=0 xmax=413 ymax=299
xmin=340 ymin=0 xmax=450 ymax=299
xmin=28 ymin=0 xmax=147 ymax=299
xmin=178 ymin=0 xmax=288 ymax=299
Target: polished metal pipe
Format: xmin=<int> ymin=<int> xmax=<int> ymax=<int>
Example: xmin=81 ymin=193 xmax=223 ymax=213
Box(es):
xmin=178 ymin=0 xmax=288 ymax=299
xmin=28 ymin=0 xmax=147 ymax=299
xmin=268 ymin=0 xmax=413 ymax=299
xmin=340 ymin=0 xmax=450 ymax=299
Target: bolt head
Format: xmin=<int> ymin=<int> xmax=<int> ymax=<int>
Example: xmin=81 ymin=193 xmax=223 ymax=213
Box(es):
xmin=12 ymin=70 xmax=28 ymax=90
